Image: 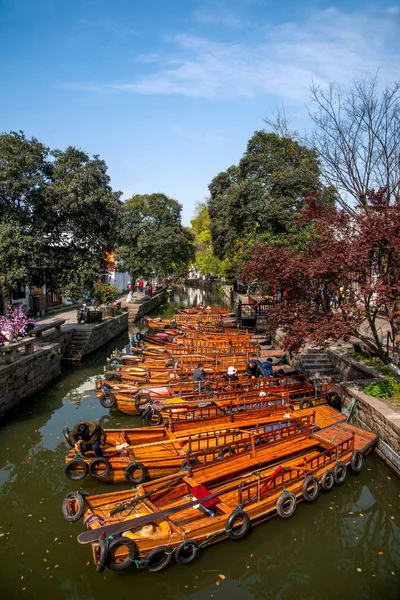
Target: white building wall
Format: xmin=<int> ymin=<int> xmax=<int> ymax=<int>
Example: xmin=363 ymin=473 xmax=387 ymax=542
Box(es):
xmin=108 ymin=271 xmax=131 ymax=292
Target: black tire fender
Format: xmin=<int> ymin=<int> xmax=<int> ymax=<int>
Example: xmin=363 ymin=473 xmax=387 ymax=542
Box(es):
xmin=89 ymin=457 xmax=111 ymax=480
xmin=226 ymin=509 xmax=251 ymax=540
xmin=95 ymin=535 xmax=109 ymax=573
xmin=349 ymin=450 xmax=364 ymax=474
xmin=333 ymin=461 xmax=347 ymax=484
xmin=174 ymin=540 xmax=199 ymax=565
xmin=63 ymin=427 xmax=73 ymax=447
xmin=124 ymin=462 xmax=148 ymax=484
xmin=218 ymin=445 xmax=237 ymax=460
xmin=107 ymin=535 xmax=138 ymax=571
xmin=327 ymin=391 xmax=341 ymax=411
xmin=320 ymin=469 xmax=335 ymax=492
xmin=302 ymin=475 xmax=320 ymax=502
xmin=99 ymin=392 xmax=116 ymax=408
xmin=300 ymin=398 xmax=314 ymax=410
xmin=64 ymin=458 xmax=89 ymax=481
xmin=144 ymin=408 xmax=163 ymax=426
xmin=276 ymin=490 xmax=297 ymax=518
xmin=62 ymin=491 xmax=85 ymax=522
xmin=135 ymin=391 xmax=151 ymax=413
xmin=144 ymin=546 xmax=173 ymax=572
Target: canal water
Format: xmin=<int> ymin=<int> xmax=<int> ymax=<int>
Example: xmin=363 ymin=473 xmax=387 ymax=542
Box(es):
xmin=0 ymin=285 xmax=399 ymax=600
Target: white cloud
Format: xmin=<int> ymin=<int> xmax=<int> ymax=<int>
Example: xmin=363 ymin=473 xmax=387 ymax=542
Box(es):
xmin=193 ymin=8 xmax=249 ymax=29
xmin=61 ymin=8 xmax=400 ymax=101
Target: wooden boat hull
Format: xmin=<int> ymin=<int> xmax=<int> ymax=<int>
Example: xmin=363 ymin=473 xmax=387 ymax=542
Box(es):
xmin=63 ymin=405 xmax=347 ymax=485
xmin=63 ymin=420 xmax=378 ymax=573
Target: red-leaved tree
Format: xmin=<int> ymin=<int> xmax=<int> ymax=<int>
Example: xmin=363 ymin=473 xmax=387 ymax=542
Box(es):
xmin=238 ymin=189 xmax=400 ymax=363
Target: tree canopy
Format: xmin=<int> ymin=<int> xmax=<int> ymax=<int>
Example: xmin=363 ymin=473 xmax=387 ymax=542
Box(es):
xmin=238 ymin=189 xmax=400 ymax=363
xmin=207 ymin=130 xmax=327 ymax=262
xmin=116 ymin=193 xmax=195 ymax=281
xmin=0 ymin=131 xmax=122 ymax=301
xmin=190 ymin=201 xmax=222 ymax=276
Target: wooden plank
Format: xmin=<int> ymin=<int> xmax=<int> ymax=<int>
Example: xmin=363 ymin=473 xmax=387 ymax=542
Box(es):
xmin=312 ymin=422 xmax=378 ymax=452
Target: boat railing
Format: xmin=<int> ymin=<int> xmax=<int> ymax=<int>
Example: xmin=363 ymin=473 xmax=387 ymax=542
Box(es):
xmin=167 ymin=405 xmax=225 ymax=426
xmin=307 ymin=433 xmax=355 ymax=470
xmin=238 ymin=432 xmax=354 ymax=506
xmin=185 ymin=418 xmax=312 ymax=462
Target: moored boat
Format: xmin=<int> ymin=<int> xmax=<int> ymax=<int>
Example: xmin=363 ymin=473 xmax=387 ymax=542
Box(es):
xmin=63 ymin=419 xmax=377 ymax=573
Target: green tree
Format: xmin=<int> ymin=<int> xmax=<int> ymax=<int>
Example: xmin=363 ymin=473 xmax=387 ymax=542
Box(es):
xmin=190 ymin=202 xmax=222 ymax=276
xmin=0 ymin=131 xmax=122 ymax=303
xmin=207 ymin=130 xmax=327 ymax=261
xmin=116 ymin=193 xmax=195 ymax=282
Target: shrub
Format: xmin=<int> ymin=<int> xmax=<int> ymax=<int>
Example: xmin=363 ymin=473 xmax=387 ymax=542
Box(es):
xmin=0 ymin=305 xmax=36 ymax=341
xmin=93 ymin=283 xmax=118 ymax=306
xmin=364 ymin=378 xmax=400 ymax=399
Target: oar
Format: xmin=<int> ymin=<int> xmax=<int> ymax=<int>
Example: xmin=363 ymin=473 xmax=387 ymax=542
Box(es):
xmin=109 ymin=473 xmax=186 ymax=516
xmin=78 ymin=479 xmax=244 ymax=545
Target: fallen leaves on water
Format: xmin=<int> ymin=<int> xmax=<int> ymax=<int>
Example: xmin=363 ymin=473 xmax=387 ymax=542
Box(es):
xmin=387 ymin=477 xmax=391 ymax=480
xmin=329 ymin=507 xmax=334 ymax=510
xmin=27 ymin=515 xmax=32 ymax=518
xmin=0 ymin=534 xmax=4 ymax=538
xmin=378 ymin=552 xmax=384 ymax=555
xmin=356 ymin=568 xmax=362 ymax=572
xmin=215 ymin=581 xmax=220 ymax=586
xmin=391 ymin=516 xmax=395 ymax=520
xmin=359 ymin=513 xmax=364 ymax=517
xmin=218 ymin=574 xmax=226 ymax=580
xmin=54 ymin=538 xmax=59 ymax=542
xmin=391 ymin=572 xmax=396 ymax=576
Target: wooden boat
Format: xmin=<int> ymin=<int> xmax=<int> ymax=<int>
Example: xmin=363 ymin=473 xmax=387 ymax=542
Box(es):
xmin=94 ymin=372 xmax=321 ymax=416
xmin=63 ymin=420 xmax=377 ymax=573
xmin=64 ymin=411 xmax=320 ymax=484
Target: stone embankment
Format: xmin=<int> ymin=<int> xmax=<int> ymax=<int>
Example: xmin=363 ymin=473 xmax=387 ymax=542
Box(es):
xmin=63 ymin=312 xmax=128 ymax=360
xmin=123 ymin=288 xmax=169 ymax=321
xmin=0 ymin=309 xmax=129 ymax=417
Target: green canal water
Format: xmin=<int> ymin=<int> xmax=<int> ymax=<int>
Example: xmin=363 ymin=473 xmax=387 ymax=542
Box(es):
xmin=0 ymin=285 xmax=399 ymax=600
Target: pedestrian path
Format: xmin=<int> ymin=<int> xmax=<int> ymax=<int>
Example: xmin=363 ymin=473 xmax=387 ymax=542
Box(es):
xmin=35 ymin=291 xmax=148 ymax=326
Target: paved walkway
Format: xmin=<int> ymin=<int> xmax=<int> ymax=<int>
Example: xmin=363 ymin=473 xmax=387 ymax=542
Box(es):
xmin=36 ymin=291 xmax=148 ymax=326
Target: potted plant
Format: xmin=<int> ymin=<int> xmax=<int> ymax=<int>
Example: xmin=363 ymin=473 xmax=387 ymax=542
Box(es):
xmin=93 ymin=283 xmax=119 ymax=319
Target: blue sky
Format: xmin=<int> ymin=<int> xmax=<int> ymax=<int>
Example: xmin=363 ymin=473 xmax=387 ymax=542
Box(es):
xmin=1 ymin=0 xmax=399 ymax=225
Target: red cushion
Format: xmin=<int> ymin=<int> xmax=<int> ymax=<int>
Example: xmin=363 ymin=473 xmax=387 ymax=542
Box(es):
xmin=191 ymin=484 xmax=220 ymax=508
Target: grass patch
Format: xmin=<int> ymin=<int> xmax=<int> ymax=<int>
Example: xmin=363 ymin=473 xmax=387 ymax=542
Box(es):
xmin=346 ymin=349 xmax=396 ymax=377
xmin=346 ymin=349 xmax=400 ymax=400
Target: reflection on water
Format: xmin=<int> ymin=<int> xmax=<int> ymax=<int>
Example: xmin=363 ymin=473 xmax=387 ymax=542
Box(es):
xmin=0 ymin=285 xmax=399 ymax=600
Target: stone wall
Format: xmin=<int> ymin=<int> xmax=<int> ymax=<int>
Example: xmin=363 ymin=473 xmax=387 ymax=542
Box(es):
xmin=126 ymin=289 xmax=168 ymax=321
xmin=338 ymin=383 xmax=400 ymax=477
xmin=0 ymin=343 xmax=63 ymax=418
xmin=328 ymin=349 xmax=383 ymax=381
xmin=63 ymin=311 xmax=129 ymax=360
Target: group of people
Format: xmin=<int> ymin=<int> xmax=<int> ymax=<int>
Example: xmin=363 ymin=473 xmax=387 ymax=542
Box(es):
xmin=126 ymin=278 xmax=154 ymax=302
xmin=192 ymin=358 xmax=281 ymax=391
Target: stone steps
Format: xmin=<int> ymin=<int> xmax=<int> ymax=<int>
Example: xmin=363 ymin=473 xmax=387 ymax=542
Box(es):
xmin=294 ymin=347 xmax=341 ymax=384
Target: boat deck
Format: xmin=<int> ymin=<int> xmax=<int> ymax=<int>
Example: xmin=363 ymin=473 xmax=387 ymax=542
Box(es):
xmin=299 ymin=405 xmax=346 ymax=429
xmin=312 ymin=422 xmax=378 ymax=453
